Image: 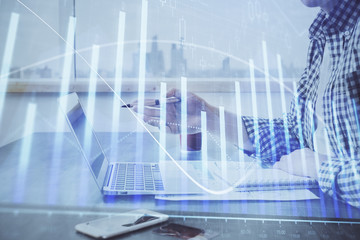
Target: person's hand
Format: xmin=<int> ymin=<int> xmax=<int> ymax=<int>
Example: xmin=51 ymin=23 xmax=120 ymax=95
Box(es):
xmin=132 ymin=89 xmax=212 ymax=134
xmin=273 ymin=148 xmax=327 ymax=180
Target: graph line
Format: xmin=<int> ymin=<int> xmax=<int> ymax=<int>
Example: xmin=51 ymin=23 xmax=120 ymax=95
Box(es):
xmin=14 ymin=0 xmax=278 ymax=195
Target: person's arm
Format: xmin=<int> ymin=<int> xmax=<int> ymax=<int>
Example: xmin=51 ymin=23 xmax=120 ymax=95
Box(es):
xmin=132 ymin=88 xmax=303 ymax=161
xmin=132 ymin=89 xmax=255 ymax=152
xmin=240 ymin=114 xmax=303 ymax=165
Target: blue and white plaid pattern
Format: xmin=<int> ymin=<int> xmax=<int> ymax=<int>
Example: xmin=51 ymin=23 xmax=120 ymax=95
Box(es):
xmin=243 ymin=0 xmax=360 ymax=208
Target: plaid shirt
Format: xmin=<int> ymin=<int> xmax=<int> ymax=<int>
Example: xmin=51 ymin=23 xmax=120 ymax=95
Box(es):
xmin=243 ymin=0 xmax=360 ymax=208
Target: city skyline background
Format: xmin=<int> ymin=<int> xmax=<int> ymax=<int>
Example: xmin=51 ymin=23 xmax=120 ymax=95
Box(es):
xmin=0 ymin=0 xmax=318 ymax=81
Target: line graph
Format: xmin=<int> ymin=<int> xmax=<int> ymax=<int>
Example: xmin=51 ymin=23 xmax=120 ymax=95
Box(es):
xmin=3 ymin=0 xmax=317 ymax=196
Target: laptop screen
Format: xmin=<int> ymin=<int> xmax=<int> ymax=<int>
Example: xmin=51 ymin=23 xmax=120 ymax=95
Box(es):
xmin=58 ymin=93 xmax=108 ymax=190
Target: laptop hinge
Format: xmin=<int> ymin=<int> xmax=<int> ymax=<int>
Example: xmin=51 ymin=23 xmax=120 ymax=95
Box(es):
xmin=103 ymin=164 xmax=113 ymax=188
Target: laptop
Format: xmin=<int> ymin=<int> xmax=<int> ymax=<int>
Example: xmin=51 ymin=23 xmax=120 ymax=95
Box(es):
xmin=58 ymin=92 xmax=240 ymax=195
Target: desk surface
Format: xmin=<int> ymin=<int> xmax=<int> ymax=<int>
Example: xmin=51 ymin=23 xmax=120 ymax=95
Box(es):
xmin=0 ymin=132 xmax=360 ymax=239
xmin=1 ymin=132 xmax=359 ymax=217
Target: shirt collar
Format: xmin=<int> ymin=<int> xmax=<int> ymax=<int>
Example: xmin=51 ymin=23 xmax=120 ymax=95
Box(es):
xmin=309 ymin=0 xmax=360 ymax=39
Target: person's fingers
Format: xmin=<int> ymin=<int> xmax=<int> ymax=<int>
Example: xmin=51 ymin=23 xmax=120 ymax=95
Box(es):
xmin=166 ymin=88 xmax=181 ymax=98
xmin=132 ymin=104 xmax=140 ymax=113
xmin=131 ymin=99 xmax=163 ymax=112
xmin=274 ymin=156 xmax=287 ymax=171
xmin=273 ymin=161 xmax=284 ymax=170
xmin=143 ymin=115 xmax=160 ymax=127
xmin=166 ymin=125 xmax=174 ymax=134
xmin=133 ymin=105 xmax=161 ymax=117
xmin=273 ymin=162 xmax=280 ymax=169
xmin=280 ymin=154 xmax=289 ymax=162
xmin=142 ymin=115 xmax=180 ymax=134
xmin=165 ymin=121 xmax=180 ymax=134
xmin=144 ymin=106 xmax=160 ymax=117
xmin=130 ymin=99 xmax=139 ymax=107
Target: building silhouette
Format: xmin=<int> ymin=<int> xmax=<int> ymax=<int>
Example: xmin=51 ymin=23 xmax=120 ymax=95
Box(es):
xmin=146 ymin=36 xmax=165 ymax=77
xmin=169 ymin=40 xmax=187 ymax=77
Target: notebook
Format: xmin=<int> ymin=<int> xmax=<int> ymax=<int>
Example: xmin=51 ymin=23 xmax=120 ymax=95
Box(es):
xmin=208 ymin=161 xmax=318 ymax=191
xmin=178 ymin=161 xmax=318 ymax=192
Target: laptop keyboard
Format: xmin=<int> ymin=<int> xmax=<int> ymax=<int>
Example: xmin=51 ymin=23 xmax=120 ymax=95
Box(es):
xmin=110 ymin=163 xmax=164 ymax=191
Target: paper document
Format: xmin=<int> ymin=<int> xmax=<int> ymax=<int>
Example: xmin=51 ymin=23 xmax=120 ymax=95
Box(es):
xmin=200 ymin=161 xmax=318 ymax=191
xmin=155 ymin=189 xmax=319 ymax=201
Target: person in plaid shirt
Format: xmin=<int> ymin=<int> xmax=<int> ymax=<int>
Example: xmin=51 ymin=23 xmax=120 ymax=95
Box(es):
xmin=245 ymin=0 xmax=360 ymax=208
xmin=135 ymin=0 xmax=360 ymax=208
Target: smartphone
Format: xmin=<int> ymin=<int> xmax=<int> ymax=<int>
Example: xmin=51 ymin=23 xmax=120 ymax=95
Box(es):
xmin=75 ymin=209 xmax=169 ymax=239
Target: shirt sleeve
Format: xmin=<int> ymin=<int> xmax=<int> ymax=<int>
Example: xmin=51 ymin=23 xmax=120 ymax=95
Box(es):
xmin=318 ymin=157 xmax=360 ymax=208
xmin=242 ymin=115 xmax=302 ymax=167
